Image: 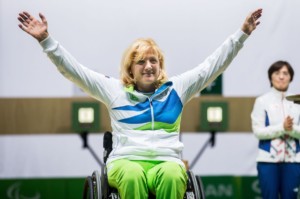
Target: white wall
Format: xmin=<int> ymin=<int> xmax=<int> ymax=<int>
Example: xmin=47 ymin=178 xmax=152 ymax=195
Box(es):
xmin=1 ymin=0 xmax=299 ymax=97
xmin=0 ymin=133 xmax=259 ymax=178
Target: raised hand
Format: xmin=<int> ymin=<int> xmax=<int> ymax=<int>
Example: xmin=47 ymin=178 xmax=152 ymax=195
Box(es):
xmin=241 ymin=8 xmax=263 ymax=35
xmin=18 ymin=11 xmax=49 ymax=42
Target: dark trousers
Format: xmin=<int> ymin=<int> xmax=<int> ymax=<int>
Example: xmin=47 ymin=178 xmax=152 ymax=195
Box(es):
xmin=257 ymin=162 xmax=300 ymax=199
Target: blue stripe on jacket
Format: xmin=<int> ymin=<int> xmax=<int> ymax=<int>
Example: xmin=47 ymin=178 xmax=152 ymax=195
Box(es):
xmin=259 ymin=110 xmax=271 ymax=152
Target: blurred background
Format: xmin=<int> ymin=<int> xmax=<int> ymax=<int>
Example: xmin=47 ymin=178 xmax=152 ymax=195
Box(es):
xmin=1 ymin=0 xmax=299 ymax=198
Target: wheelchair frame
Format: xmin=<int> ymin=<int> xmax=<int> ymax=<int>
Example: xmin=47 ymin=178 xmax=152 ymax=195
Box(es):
xmin=83 ymin=131 xmax=205 ymax=199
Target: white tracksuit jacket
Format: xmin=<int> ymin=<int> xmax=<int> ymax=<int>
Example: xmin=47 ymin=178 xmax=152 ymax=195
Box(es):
xmin=40 ymin=30 xmax=248 ymax=166
xmin=251 ymin=87 xmax=300 ymax=163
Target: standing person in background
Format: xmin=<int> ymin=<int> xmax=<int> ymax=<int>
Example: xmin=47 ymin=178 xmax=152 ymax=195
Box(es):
xmin=251 ymin=60 xmax=300 ymax=199
xmin=18 ymin=8 xmax=262 ymax=199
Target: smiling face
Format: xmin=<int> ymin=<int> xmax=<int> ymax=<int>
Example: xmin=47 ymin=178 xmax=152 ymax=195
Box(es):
xmin=271 ymin=65 xmax=291 ymax=92
xmin=131 ymin=52 xmax=161 ymax=92
xmin=120 ymin=38 xmax=168 ymax=91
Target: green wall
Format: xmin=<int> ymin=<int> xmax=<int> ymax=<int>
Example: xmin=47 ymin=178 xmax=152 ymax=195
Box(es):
xmin=0 ymin=176 xmax=261 ymax=199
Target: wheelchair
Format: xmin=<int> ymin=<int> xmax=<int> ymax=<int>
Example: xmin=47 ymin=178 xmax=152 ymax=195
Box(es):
xmin=83 ymin=131 xmax=205 ymax=199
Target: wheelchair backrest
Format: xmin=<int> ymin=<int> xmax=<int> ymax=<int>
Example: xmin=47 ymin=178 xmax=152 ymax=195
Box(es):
xmin=103 ymin=131 xmax=113 ymax=164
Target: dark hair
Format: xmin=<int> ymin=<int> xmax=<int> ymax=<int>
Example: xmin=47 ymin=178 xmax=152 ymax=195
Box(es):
xmin=268 ymin=60 xmax=294 ymax=87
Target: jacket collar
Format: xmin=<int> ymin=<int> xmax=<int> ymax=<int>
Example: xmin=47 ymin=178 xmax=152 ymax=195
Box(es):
xmin=271 ymin=87 xmax=286 ymax=100
xmin=125 ymin=81 xmax=173 ymax=102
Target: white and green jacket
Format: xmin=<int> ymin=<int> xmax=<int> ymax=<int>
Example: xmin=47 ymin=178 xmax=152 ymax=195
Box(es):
xmin=40 ymin=30 xmax=248 ymax=166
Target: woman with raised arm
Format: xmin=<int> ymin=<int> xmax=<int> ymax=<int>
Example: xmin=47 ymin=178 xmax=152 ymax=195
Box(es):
xmin=18 ymin=8 xmax=262 ymax=199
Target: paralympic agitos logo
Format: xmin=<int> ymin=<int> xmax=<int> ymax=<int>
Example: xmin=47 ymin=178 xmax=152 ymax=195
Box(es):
xmin=7 ymin=182 xmax=40 ymax=199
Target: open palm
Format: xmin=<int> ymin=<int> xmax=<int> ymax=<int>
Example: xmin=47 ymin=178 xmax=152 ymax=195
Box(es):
xmin=242 ymin=9 xmax=263 ymax=35
xmin=18 ymin=11 xmax=49 ymax=42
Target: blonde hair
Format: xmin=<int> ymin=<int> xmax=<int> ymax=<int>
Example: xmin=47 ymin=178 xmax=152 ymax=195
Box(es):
xmin=120 ymin=38 xmax=168 ymax=87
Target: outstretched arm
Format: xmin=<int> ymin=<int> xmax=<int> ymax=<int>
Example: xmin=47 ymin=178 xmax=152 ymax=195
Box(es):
xmin=172 ymin=8 xmax=263 ymax=103
xmin=18 ymin=11 xmax=49 ymax=42
xmin=241 ymin=8 xmax=263 ymax=35
xmin=17 ymin=11 xmax=119 ymax=105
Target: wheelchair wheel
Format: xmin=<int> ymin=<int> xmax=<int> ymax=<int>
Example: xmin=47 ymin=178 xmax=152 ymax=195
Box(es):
xmin=83 ymin=171 xmax=102 ymax=199
xmin=92 ymin=170 xmax=102 ymax=199
xmin=187 ymin=170 xmax=201 ymax=199
xmin=196 ymin=176 xmax=206 ymax=199
xmin=83 ymin=176 xmax=94 ymax=199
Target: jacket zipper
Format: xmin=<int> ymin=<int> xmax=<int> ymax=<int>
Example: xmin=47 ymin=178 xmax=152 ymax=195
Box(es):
xmin=149 ymin=99 xmax=154 ymax=130
xmin=148 ymin=86 xmax=169 ymax=130
xmin=281 ymin=92 xmax=288 ymax=160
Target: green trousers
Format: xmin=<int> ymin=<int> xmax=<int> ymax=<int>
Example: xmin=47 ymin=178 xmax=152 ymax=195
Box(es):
xmin=107 ymin=159 xmax=187 ymax=199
